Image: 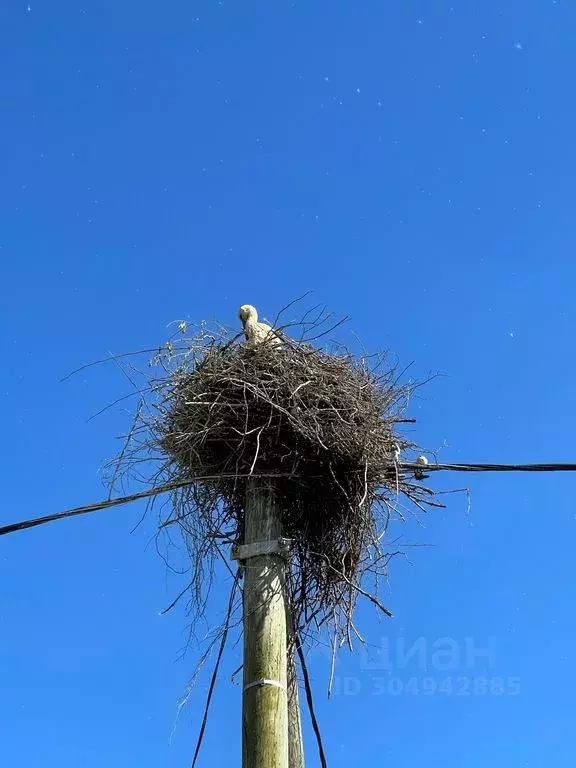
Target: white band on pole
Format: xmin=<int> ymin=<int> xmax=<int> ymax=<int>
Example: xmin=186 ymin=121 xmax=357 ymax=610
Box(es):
xmin=244 ymin=678 xmax=285 ymax=692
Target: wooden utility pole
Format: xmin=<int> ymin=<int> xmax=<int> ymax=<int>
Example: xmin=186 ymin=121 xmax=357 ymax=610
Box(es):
xmin=240 ymin=479 xmax=290 ymax=768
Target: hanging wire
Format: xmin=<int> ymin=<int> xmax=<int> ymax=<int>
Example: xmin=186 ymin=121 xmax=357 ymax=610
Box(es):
xmin=403 ymin=462 xmax=576 ymax=473
xmin=2 ymin=462 xmax=576 ymax=538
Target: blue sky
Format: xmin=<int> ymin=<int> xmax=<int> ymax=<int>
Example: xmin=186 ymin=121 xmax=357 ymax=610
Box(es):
xmin=1 ymin=1 xmax=575 ymax=766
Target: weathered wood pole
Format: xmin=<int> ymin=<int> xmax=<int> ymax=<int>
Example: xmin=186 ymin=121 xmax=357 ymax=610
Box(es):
xmin=242 ymin=479 xmax=289 ymax=768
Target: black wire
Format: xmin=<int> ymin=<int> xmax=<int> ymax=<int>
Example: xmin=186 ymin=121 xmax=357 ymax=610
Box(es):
xmin=0 ymin=473 xmax=293 ymax=538
xmin=190 ymin=574 xmax=239 ymax=768
xmin=0 ymin=479 xmax=195 ymax=537
xmin=401 ymin=462 xmax=576 ymax=473
xmin=2 ymin=462 xmax=576 ymax=539
xmin=295 ymin=634 xmax=328 ymax=768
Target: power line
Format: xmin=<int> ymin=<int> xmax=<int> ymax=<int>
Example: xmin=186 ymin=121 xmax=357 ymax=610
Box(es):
xmin=403 ymin=462 xmax=576 ymax=473
xmin=0 ymin=480 xmax=191 ymax=537
xmin=0 ymin=473 xmax=293 ymax=538
xmin=1 ymin=462 xmax=576 ymax=539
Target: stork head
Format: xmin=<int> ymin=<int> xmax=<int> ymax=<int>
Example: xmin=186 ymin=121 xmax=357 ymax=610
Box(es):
xmin=238 ymin=304 xmax=258 ymax=324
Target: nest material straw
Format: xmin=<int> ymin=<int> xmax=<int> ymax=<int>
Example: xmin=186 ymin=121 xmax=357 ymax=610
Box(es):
xmin=111 ymin=312 xmax=437 ymax=643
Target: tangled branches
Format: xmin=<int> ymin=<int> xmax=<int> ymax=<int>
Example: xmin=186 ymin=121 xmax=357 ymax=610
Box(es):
xmin=109 ymin=308 xmax=438 ymax=652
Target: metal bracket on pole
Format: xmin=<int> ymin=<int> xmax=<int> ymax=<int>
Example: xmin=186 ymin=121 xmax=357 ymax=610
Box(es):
xmin=231 ymin=537 xmax=292 ymax=564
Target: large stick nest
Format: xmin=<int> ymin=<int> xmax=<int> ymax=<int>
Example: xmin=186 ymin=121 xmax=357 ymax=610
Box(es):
xmin=111 ymin=309 xmax=438 ymax=645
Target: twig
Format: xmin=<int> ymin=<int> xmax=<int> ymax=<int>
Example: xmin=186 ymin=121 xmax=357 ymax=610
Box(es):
xmin=59 ymin=346 xmax=181 ymax=382
xmin=160 ymin=579 xmax=194 ymax=616
xmin=328 ymin=624 xmax=338 ymax=699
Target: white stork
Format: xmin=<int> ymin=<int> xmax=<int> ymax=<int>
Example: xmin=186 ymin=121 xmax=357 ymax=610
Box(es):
xmin=238 ymin=304 xmax=283 ymax=348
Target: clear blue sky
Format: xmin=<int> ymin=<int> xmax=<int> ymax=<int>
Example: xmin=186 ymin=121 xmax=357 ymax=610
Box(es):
xmin=2 ymin=1 xmax=575 ymax=766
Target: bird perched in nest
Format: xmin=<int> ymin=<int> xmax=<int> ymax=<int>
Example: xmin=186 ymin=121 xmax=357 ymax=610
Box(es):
xmin=414 ymin=455 xmax=429 ymax=480
xmin=238 ymin=304 xmax=283 ymax=348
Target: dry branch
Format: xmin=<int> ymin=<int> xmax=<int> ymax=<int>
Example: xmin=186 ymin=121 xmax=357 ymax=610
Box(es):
xmin=106 ymin=309 xmax=436 ymax=652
